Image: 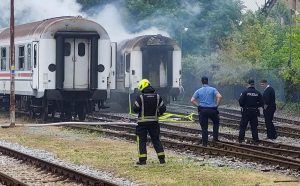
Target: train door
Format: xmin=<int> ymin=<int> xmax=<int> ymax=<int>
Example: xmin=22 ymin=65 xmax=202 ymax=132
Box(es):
xmin=64 ymin=38 xmax=90 ymax=89
xmin=108 ymin=42 xmax=117 ymax=98
xmin=32 ymin=42 xmax=39 ymax=89
xmin=142 ymin=47 xmax=170 ymax=88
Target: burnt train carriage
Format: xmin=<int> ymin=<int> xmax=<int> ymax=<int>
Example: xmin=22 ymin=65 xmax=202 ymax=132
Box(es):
xmin=112 ymin=35 xmax=181 ymax=108
xmin=0 ymin=16 xmax=115 ymax=120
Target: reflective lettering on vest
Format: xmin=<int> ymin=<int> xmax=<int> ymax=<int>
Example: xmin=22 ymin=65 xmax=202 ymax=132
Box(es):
xmin=247 ymin=93 xmax=258 ymax=97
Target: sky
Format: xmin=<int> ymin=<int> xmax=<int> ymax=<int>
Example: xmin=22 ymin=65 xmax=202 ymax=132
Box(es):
xmin=242 ymin=0 xmax=266 ymax=11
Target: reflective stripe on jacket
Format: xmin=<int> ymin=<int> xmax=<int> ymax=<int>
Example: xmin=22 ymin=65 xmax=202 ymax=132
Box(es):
xmin=133 ymin=86 xmax=166 ymax=123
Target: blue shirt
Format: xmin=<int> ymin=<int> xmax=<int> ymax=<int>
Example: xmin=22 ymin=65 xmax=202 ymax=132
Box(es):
xmin=192 ymin=85 xmax=218 ymax=107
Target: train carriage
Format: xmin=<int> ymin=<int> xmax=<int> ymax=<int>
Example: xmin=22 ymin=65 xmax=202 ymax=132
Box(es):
xmin=0 ymin=16 xmax=116 ymax=121
xmin=112 ymin=35 xmax=182 ymax=108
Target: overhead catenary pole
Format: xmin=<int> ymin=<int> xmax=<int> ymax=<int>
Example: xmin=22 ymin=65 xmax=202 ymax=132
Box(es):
xmin=10 ymin=0 xmax=15 ymax=127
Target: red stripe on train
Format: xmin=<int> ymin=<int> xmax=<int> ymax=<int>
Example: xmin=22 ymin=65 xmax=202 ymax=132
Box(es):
xmin=0 ymin=73 xmax=32 ymax=78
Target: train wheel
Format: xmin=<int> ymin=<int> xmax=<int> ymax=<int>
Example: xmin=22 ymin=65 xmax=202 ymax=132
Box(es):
xmin=41 ymin=99 xmax=48 ymax=122
xmin=29 ymin=108 xmax=35 ymax=119
xmin=77 ymin=103 xmax=86 ymax=121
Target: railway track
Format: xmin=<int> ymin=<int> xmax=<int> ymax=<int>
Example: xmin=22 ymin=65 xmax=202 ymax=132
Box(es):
xmin=82 ymin=113 xmax=300 ymax=172
xmin=168 ymin=104 xmax=300 ymax=138
xmin=0 ymin=145 xmax=117 ymax=186
xmin=169 ymin=103 xmax=300 ymax=125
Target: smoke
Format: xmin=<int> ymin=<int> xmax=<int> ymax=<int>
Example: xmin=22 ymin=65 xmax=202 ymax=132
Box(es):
xmin=0 ymin=0 xmax=169 ymax=42
xmin=0 ymin=0 xmax=82 ymax=26
xmin=89 ymin=4 xmax=169 ymax=42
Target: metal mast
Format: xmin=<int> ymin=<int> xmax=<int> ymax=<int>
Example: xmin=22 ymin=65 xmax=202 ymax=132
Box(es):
xmin=10 ymin=0 xmax=15 ymax=127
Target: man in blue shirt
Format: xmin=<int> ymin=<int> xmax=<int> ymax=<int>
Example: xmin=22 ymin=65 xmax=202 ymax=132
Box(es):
xmin=191 ymin=76 xmax=222 ymax=146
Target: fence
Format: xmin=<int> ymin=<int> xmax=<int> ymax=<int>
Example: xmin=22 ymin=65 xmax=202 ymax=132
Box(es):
xmin=181 ymin=68 xmax=300 ymax=104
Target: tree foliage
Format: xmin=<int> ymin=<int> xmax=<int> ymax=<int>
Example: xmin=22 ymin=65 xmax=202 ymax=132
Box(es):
xmin=77 ymin=0 xmax=300 ymax=100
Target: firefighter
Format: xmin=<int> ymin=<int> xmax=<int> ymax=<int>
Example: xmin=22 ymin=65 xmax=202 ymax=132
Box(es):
xmin=133 ymin=79 xmax=166 ymax=165
xmin=238 ymin=79 xmax=264 ymax=143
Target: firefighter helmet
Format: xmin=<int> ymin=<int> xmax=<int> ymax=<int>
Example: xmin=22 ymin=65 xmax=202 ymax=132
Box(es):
xmin=138 ymin=79 xmax=150 ymax=91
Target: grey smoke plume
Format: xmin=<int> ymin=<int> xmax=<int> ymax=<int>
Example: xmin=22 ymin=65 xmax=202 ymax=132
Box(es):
xmin=90 ymin=4 xmax=169 ymax=42
xmin=0 ymin=0 xmax=82 ymax=26
xmin=0 ymin=0 xmax=169 ymax=42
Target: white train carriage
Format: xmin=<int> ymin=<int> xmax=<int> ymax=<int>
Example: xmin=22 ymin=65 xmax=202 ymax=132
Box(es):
xmin=112 ymin=35 xmax=181 ymax=108
xmin=0 ymin=16 xmax=116 ymax=120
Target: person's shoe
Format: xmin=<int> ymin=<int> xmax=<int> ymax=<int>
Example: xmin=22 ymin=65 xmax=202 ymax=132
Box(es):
xmin=212 ymin=138 xmax=219 ymax=142
xmin=136 ymin=161 xmax=146 ymax=165
xmin=270 ymin=134 xmax=277 ymax=140
xmin=202 ymin=143 xmax=208 ymax=147
xmin=252 ymin=140 xmax=260 ymax=145
xmin=238 ymin=140 xmax=243 ymax=144
xmin=159 ymin=159 xmax=166 ymax=164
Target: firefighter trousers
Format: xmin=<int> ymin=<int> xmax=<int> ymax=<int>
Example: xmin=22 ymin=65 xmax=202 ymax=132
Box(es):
xmin=136 ymin=122 xmax=165 ymax=162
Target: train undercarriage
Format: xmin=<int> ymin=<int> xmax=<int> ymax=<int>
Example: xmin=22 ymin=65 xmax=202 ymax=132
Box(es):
xmin=0 ymin=90 xmax=106 ymax=122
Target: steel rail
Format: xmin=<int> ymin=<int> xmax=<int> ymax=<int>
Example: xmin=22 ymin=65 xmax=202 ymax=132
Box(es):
xmin=169 ymin=103 xmax=300 ymax=126
xmin=95 ymin=124 xmax=300 ymax=162
xmin=89 ymin=114 xmax=300 ymax=152
xmin=69 ymin=125 xmax=300 ymax=171
xmin=167 ymin=107 xmax=300 ymax=138
xmin=0 ymin=145 xmax=118 ymax=186
xmin=0 ymin=171 xmax=28 ymax=186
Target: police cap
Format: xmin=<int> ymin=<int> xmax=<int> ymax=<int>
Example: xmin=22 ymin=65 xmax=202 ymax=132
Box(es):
xmin=248 ymin=79 xmax=255 ymax=85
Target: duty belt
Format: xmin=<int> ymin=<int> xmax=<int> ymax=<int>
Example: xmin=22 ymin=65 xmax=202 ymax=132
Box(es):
xmin=241 ymin=107 xmax=258 ymax=112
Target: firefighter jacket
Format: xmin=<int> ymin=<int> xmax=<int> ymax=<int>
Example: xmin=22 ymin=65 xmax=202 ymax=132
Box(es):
xmin=133 ymin=86 xmax=166 ymax=123
xmin=239 ymin=87 xmax=264 ymax=109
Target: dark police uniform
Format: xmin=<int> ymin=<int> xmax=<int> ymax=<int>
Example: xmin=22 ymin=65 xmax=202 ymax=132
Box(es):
xmin=133 ymin=86 xmax=166 ymax=164
xmin=238 ymin=82 xmax=263 ymax=143
xmin=263 ymin=85 xmax=277 ymax=139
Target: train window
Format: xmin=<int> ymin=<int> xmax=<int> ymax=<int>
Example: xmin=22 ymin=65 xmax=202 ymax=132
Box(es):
xmin=34 ymin=44 xmax=37 ymax=68
xmin=64 ymin=42 xmax=71 ymax=56
xmin=110 ymin=46 xmax=112 ymax=67
xmin=125 ymin=53 xmax=130 ymax=73
xmin=27 ymin=44 xmax=32 ymax=70
xmin=18 ymin=46 xmax=25 ymax=70
xmin=78 ymin=43 xmax=85 ymax=57
xmin=0 ymin=47 xmax=6 ymax=71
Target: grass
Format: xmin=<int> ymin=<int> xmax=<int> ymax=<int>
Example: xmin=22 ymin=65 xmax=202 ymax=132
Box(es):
xmin=0 ymin=125 xmax=298 ymax=186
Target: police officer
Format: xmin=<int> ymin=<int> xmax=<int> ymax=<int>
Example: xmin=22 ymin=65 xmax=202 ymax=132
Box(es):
xmin=133 ymin=79 xmax=166 ymax=165
xmin=191 ymin=76 xmax=222 ymax=147
xmin=239 ymin=79 xmax=263 ymax=143
xmin=260 ymin=79 xmax=277 ymax=139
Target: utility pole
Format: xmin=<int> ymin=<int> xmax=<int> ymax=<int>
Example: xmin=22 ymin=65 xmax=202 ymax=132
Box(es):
xmin=10 ymin=0 xmax=15 ymax=127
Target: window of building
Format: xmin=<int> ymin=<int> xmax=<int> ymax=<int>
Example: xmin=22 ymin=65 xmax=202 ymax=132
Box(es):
xmin=125 ymin=53 xmax=130 ymax=73
xmin=0 ymin=47 xmax=6 ymax=71
xmin=78 ymin=43 xmax=85 ymax=57
xmin=18 ymin=46 xmax=25 ymax=70
xmin=27 ymin=44 xmax=32 ymax=70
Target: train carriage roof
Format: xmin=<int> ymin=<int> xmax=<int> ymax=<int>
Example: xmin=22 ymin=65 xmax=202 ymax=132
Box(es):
xmin=0 ymin=16 xmax=110 ymax=41
xmin=118 ymin=35 xmax=180 ymax=52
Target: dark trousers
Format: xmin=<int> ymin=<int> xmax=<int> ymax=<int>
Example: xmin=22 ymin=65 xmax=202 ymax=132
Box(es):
xmin=263 ymin=106 xmax=277 ymax=139
xmin=198 ymin=107 xmax=220 ymax=146
xmin=239 ymin=111 xmax=259 ymax=142
xmin=136 ymin=122 xmax=165 ymax=162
